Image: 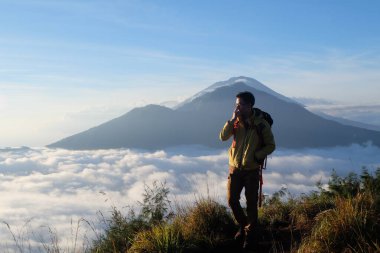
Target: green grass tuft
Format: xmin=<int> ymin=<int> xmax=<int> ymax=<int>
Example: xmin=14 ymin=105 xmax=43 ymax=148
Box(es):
xmin=179 ymin=197 xmax=235 ymax=249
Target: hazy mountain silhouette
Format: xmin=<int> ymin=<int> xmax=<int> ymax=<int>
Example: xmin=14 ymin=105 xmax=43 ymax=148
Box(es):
xmin=48 ymin=77 xmax=380 ymax=150
xmin=311 ymin=110 xmax=380 ymax=132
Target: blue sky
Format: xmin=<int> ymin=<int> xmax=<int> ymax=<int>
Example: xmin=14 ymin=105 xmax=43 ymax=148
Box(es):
xmin=1 ymin=0 xmax=380 ymax=147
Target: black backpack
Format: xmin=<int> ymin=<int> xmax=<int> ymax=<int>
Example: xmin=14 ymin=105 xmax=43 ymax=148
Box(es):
xmin=253 ymin=108 xmax=273 ymax=128
xmin=253 ymin=108 xmax=273 ymax=168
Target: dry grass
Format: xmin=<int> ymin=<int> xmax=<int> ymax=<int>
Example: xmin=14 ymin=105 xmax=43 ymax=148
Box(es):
xmin=289 ymin=193 xmax=335 ymax=231
xmin=298 ymin=193 xmax=380 ymax=253
xmin=1 ymin=218 xmax=94 ymax=253
xmin=128 ymin=196 xmax=235 ymax=252
xmin=179 ymin=197 xmax=235 ymax=248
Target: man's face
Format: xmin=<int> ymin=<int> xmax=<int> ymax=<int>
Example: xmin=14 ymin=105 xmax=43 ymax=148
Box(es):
xmin=235 ymin=98 xmax=252 ymax=118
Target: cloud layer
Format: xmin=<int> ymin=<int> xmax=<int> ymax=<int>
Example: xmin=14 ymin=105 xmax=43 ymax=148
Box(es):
xmin=1 ymin=145 xmax=379 ymax=250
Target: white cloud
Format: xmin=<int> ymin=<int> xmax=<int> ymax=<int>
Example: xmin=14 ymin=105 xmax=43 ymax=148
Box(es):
xmin=1 ymin=145 xmax=379 ymax=250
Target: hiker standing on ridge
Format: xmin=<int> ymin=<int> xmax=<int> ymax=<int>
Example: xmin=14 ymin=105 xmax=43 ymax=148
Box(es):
xmin=219 ymin=91 xmax=275 ymax=250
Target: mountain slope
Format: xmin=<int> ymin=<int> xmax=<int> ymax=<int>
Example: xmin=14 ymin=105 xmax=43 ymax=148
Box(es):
xmin=174 ymin=76 xmax=294 ymax=109
xmin=48 ymin=79 xmax=380 ymax=150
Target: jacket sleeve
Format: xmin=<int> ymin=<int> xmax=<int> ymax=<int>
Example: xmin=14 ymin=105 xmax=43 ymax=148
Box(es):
xmin=219 ymin=120 xmax=235 ymax=141
xmin=255 ymin=123 xmax=276 ymax=160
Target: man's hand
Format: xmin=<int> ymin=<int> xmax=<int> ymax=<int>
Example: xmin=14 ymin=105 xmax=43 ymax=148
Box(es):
xmin=231 ymin=108 xmax=240 ymax=122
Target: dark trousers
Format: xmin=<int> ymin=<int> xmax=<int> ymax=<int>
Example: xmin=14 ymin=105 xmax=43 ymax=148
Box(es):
xmin=227 ymin=168 xmax=260 ymax=234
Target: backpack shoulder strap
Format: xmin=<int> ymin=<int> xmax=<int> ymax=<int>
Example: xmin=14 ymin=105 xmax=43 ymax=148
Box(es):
xmin=254 ymin=120 xmax=266 ymax=145
xmin=254 ymin=119 xmax=269 ymax=169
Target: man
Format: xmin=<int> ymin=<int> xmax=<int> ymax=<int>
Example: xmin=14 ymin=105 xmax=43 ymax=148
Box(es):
xmin=219 ymin=91 xmax=275 ymax=250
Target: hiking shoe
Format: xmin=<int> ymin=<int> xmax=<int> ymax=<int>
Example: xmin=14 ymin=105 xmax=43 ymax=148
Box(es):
xmin=243 ymin=237 xmax=258 ymax=251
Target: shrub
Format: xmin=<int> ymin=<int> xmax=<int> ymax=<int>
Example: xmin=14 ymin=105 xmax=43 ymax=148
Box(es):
xmin=298 ymin=193 xmax=380 ymax=253
xmin=139 ymin=181 xmax=174 ymax=225
xmin=90 ymin=181 xmax=173 ymax=253
xmin=289 ymin=192 xmax=335 ymax=231
xmin=328 ymin=170 xmax=361 ymax=198
xmin=89 ymin=207 xmax=148 ymax=253
xmin=260 ymin=187 xmax=296 ymax=228
xmin=328 ymin=168 xmax=380 ymax=199
xmin=179 ymin=197 xmax=235 ymax=249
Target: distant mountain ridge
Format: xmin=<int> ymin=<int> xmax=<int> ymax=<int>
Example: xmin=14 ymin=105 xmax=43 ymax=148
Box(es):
xmin=310 ymin=110 xmax=380 ymax=132
xmin=48 ymin=77 xmax=380 ymax=150
xmin=291 ymin=97 xmax=380 ymax=132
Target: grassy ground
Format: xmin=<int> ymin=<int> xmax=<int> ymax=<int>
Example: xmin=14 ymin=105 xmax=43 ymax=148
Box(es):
xmin=88 ymin=168 xmax=380 ymax=253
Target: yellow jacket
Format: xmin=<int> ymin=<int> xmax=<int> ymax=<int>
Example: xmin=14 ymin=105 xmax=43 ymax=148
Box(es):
xmin=219 ymin=112 xmax=276 ymax=170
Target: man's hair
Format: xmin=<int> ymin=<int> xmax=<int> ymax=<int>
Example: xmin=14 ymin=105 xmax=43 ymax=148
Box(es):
xmin=236 ymin=91 xmax=255 ymax=106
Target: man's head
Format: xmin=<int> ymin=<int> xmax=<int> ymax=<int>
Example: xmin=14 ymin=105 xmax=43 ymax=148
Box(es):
xmin=236 ymin=91 xmax=255 ymax=106
xmin=235 ymin=91 xmax=255 ymax=119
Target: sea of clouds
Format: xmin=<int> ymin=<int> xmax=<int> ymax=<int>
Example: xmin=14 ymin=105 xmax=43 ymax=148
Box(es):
xmin=1 ymin=144 xmax=379 ymax=250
